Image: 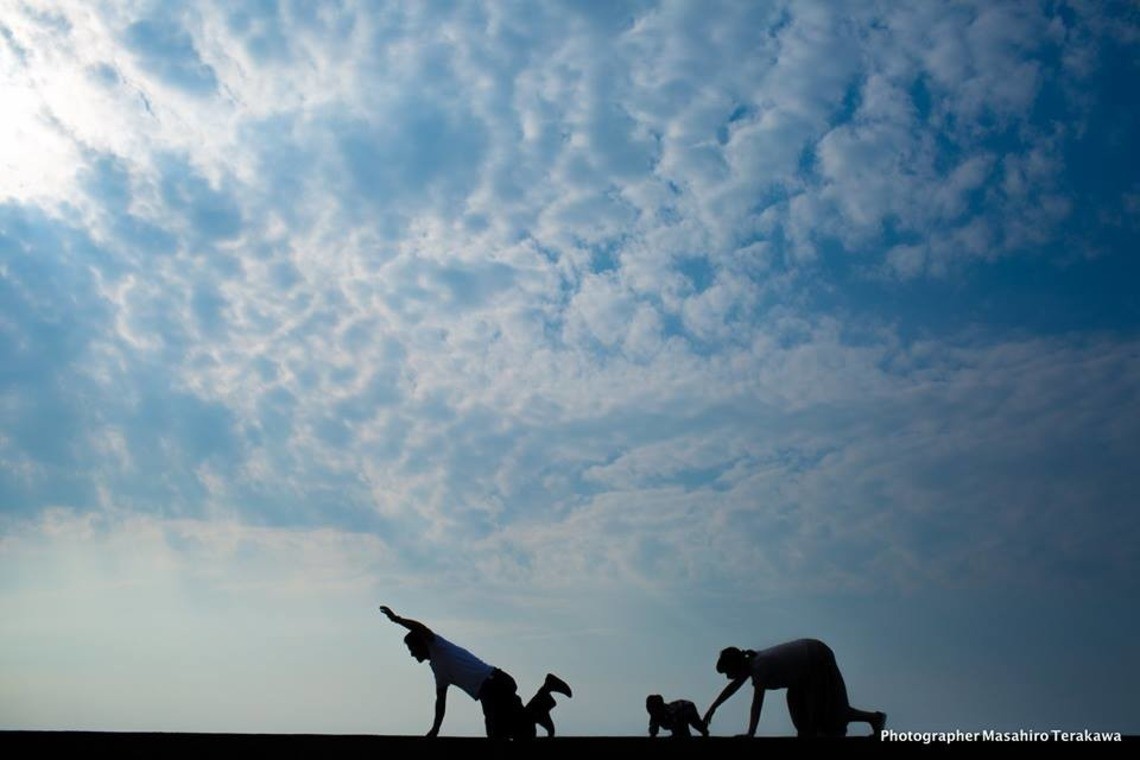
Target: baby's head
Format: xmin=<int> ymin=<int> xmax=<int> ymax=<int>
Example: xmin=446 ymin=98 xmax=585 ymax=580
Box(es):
xmin=646 ymin=694 xmax=666 ymax=715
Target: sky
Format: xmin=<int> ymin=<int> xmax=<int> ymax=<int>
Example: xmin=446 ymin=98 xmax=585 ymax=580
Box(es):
xmin=1 ymin=0 xmax=1138 ymax=738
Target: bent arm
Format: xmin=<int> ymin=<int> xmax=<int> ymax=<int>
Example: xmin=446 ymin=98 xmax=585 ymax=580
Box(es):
xmin=703 ymin=677 xmax=746 ymax=727
xmin=427 ymin=685 xmax=447 ymax=736
xmin=378 ymin=605 xmax=434 ymax=640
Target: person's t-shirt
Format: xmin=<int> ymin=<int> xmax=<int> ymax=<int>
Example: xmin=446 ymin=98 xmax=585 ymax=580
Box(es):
xmin=749 ymin=638 xmax=820 ymax=690
xmin=428 ymin=634 xmax=495 ymax=699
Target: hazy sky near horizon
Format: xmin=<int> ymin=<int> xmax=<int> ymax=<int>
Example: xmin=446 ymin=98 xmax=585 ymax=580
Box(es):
xmin=2 ymin=0 xmax=1138 ymax=737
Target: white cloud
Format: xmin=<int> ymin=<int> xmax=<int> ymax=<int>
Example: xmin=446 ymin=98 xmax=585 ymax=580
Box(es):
xmin=5 ymin=2 xmax=1140 ymax=740
xmin=2 ymin=2 xmax=1137 ymax=698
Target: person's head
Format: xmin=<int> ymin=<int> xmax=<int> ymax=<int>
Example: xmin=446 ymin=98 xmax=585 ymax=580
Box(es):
xmin=404 ymin=630 xmax=430 ymax=662
xmin=646 ymin=694 xmax=665 ymax=715
xmin=716 ymin=647 xmax=748 ymax=679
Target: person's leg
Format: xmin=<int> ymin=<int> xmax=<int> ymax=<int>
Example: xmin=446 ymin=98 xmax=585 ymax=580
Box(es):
xmin=480 ymin=683 xmax=506 ymax=738
xmin=494 ymin=670 xmax=535 ymax=740
xmin=681 ymin=702 xmax=708 ymax=737
xmin=543 ymin=673 xmax=572 ymax=698
xmin=816 ymin=641 xmax=885 ymax=736
xmin=523 ymin=691 xmax=555 ymax=737
xmin=786 ymin=686 xmax=817 ymax=737
xmin=814 ymin=642 xmax=851 ymax=737
xmin=480 ymin=669 xmax=520 ymax=739
xmin=482 ymin=693 xmax=504 ymax=737
xmin=845 ymin=706 xmax=887 ymax=736
xmin=523 ymin=673 xmax=572 ymax=737
xmin=512 ymin=700 xmax=537 ymax=740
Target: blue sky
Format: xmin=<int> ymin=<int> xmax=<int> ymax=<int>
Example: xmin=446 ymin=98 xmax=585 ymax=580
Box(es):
xmin=1 ymin=0 xmax=1138 ymax=737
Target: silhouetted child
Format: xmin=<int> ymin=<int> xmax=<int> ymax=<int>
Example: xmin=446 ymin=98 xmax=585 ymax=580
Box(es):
xmin=646 ymin=694 xmax=709 ymax=737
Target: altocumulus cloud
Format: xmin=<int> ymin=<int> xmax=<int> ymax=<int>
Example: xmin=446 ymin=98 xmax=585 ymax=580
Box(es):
xmin=2 ymin=0 xmax=1139 ymax=735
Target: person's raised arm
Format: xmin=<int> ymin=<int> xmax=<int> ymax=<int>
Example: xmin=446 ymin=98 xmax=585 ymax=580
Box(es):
xmin=427 ymin=685 xmax=446 ymax=737
xmin=703 ymin=676 xmax=746 ymax=729
xmin=378 ymin=605 xmax=434 ymax=640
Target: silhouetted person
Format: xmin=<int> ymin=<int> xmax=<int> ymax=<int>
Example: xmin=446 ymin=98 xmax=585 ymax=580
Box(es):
xmin=646 ymin=694 xmax=708 ymax=737
xmin=703 ymin=639 xmax=885 ymax=738
xmin=378 ymin=605 xmax=572 ymax=738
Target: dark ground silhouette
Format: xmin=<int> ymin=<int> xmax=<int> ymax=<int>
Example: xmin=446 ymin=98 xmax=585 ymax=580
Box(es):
xmin=3 ymin=732 xmax=1135 ymax=758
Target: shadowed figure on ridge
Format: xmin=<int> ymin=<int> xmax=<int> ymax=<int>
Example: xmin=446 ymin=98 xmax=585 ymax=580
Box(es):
xmin=379 ymin=605 xmax=572 ymax=738
xmin=703 ymin=638 xmax=886 ymax=738
xmin=646 ymin=694 xmax=709 ymax=737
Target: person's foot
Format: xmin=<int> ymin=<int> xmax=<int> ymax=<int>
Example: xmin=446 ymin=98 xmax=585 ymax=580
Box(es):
xmin=871 ymin=711 xmax=887 ymax=738
xmin=544 ymin=673 xmax=573 ymax=698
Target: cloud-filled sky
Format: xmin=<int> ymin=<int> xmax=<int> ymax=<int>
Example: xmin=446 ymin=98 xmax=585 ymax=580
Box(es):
xmin=2 ymin=0 xmax=1138 ymax=737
